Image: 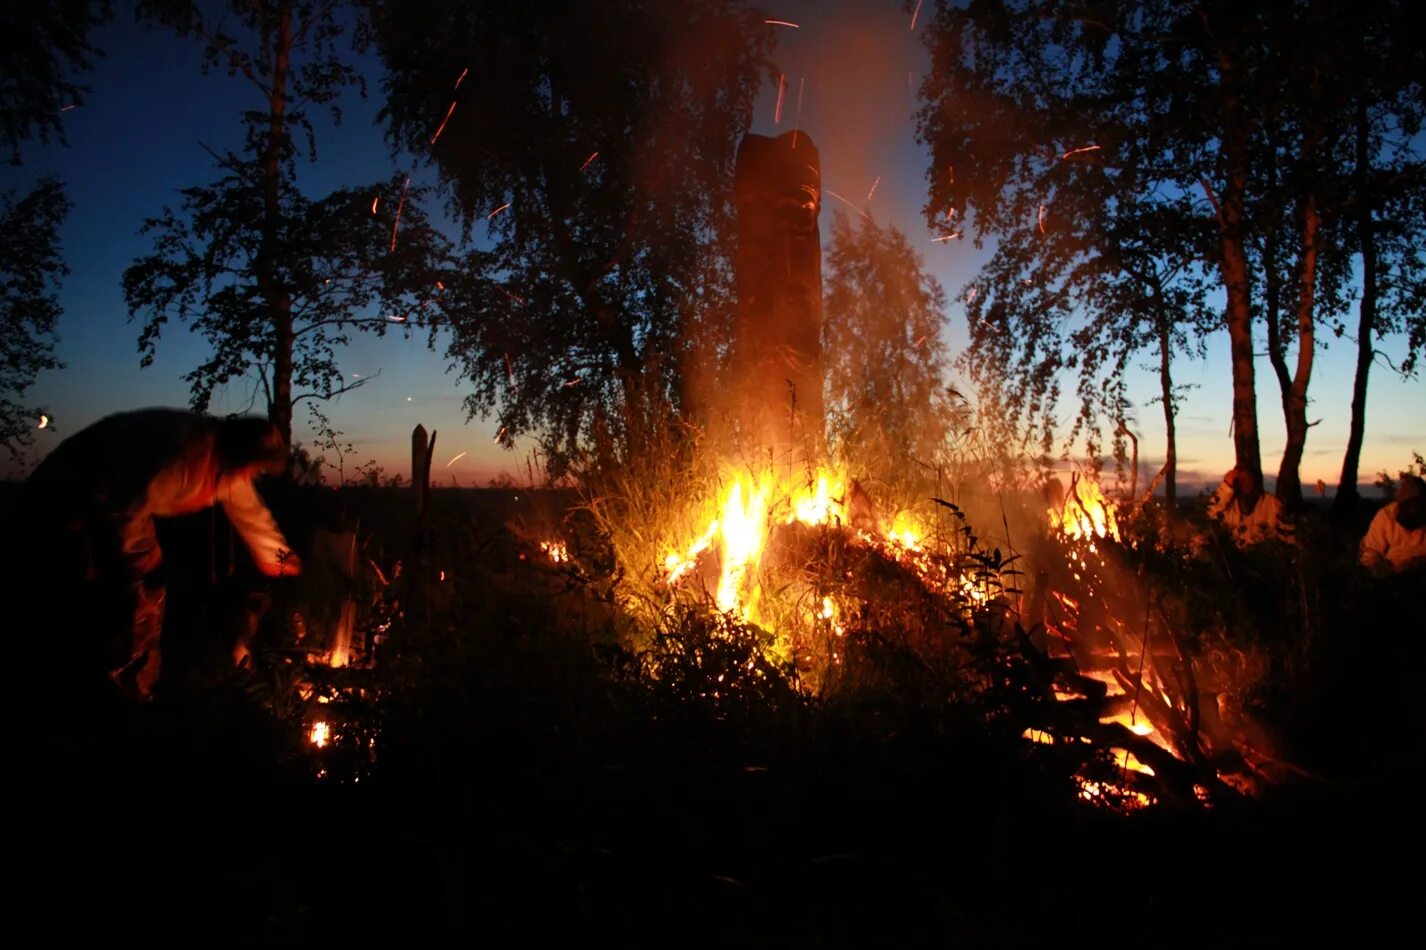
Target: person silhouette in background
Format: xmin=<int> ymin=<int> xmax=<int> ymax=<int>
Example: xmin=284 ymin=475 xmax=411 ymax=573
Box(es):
xmin=19 ymin=408 xmax=302 ymax=700
xmin=1360 ymin=474 xmax=1426 ymax=576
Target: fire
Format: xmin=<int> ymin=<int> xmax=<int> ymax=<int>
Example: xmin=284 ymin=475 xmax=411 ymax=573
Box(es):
xmin=309 ymin=721 xmax=330 ymax=748
xmin=662 ymin=467 xmax=850 ymax=622
xmin=1050 ymin=476 xmax=1121 ymax=543
xmin=541 ymin=540 xmax=570 ymax=564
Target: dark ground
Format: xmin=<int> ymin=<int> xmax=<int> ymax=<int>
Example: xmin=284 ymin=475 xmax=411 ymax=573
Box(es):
xmin=4 ymin=483 xmax=1422 ymax=946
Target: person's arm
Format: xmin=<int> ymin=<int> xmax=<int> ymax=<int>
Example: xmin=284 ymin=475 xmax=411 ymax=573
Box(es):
xmin=1359 ymin=510 xmax=1391 ymax=575
xmin=218 ymin=477 xmax=302 ymax=576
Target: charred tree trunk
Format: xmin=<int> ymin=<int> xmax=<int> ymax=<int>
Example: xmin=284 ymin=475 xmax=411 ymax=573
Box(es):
xmin=732 ymin=130 xmax=823 ymax=466
xmin=1335 ymin=97 xmax=1377 ymax=515
xmin=259 ymin=4 xmax=295 ymax=445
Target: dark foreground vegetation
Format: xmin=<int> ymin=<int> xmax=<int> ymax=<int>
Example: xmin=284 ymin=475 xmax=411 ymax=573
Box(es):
xmin=7 ymin=485 xmax=1423 ymax=947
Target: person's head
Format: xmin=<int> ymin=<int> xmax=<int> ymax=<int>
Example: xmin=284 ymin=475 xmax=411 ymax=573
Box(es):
xmin=216 ymin=416 xmax=289 ymax=478
xmin=1396 ymin=474 xmax=1425 ymax=531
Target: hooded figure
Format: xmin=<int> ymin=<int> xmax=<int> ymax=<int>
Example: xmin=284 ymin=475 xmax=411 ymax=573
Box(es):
xmin=19 ymin=408 xmax=302 ymax=699
xmin=1360 ymin=474 xmax=1426 ymax=576
xmin=1206 ymin=465 xmax=1292 ymax=547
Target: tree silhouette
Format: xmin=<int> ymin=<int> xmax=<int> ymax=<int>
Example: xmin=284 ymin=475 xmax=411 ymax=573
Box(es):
xmin=0 ymin=180 xmax=68 ymax=455
xmin=364 ymin=0 xmax=774 ymax=473
xmin=125 ymin=0 xmax=454 ymax=444
xmin=916 ymin=0 xmax=1422 ymax=503
xmin=822 ymin=211 xmax=951 ymax=504
xmin=0 ymin=0 xmax=110 ymax=454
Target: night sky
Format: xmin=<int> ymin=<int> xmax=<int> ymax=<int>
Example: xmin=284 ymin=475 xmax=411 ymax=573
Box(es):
xmin=3 ymin=0 xmax=1419 ymax=490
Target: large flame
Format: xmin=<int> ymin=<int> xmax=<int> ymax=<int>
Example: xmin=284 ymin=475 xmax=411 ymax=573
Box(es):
xmin=1051 ymin=476 xmax=1121 ymax=542
xmin=664 ymin=468 xmax=849 ymax=623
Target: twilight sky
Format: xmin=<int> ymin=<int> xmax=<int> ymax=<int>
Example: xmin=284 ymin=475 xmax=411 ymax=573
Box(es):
xmin=4 ymin=1 xmax=1420 ymax=493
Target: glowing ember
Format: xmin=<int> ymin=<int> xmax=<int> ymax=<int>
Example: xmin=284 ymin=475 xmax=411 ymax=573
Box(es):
xmin=309 ymin=721 xmax=330 ymax=748
xmin=429 ymin=100 xmax=458 ymax=145
xmin=541 ymin=540 xmax=570 ymax=564
xmin=389 ymin=176 xmax=410 ymax=252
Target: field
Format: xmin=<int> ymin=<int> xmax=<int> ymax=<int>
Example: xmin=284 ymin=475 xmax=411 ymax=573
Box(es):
xmin=7 ymin=482 xmax=1423 ymax=946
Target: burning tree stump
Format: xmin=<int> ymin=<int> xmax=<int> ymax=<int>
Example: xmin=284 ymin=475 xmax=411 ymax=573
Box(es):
xmin=731 ymin=130 xmax=824 ymax=464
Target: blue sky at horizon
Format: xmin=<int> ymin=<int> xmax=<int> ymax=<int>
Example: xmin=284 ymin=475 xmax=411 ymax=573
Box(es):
xmin=4 ymin=1 xmax=1420 ymax=495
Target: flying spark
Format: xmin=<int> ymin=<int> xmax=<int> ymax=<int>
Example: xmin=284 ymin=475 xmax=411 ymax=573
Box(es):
xmin=932 ymin=233 xmax=961 ymax=242
xmin=453 ymin=67 xmax=469 ymax=90
xmin=966 ymin=287 xmax=978 ymax=303
xmin=429 ymin=100 xmax=458 ymax=145
xmin=37 ymin=414 xmax=49 ymax=429
xmin=487 ymin=202 xmax=511 ymax=220
xmin=505 ymin=352 xmax=515 ymax=385
xmin=773 ymin=74 xmax=787 ymax=124
xmin=912 ymin=335 xmax=928 ymax=348
xmin=562 ymin=377 xmax=581 ymax=387
xmin=791 ymin=77 xmax=805 ymax=147
xmin=499 ymin=288 xmax=526 ymax=305
xmin=493 ymin=426 xmax=508 ymax=444
xmin=60 ymin=104 xmax=77 ymax=112
xmin=387 ymin=314 xmax=407 ymax=322
xmin=867 ymin=176 xmax=881 ymax=201
xmin=1038 ymin=204 xmax=1046 ymax=234
xmin=446 ymin=451 xmax=468 ymax=468
xmin=824 ymin=189 xmax=872 ymax=221
xmin=764 ymin=19 xmax=799 ymax=28
xmin=389 ymin=176 xmax=410 ymax=252
xmin=435 ymin=280 xmax=445 ymax=290
xmin=370 ymin=196 xmax=379 ymax=214
xmin=579 ymin=150 xmax=599 ymax=172
xmin=911 ymin=0 xmax=923 ymax=30
xmin=1062 ymin=144 xmax=1101 ymax=160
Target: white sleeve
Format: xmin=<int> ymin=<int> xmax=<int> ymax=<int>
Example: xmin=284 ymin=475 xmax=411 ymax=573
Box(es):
xmin=218 ymin=478 xmax=301 ymax=576
xmin=1359 ymin=509 xmax=1391 ymax=572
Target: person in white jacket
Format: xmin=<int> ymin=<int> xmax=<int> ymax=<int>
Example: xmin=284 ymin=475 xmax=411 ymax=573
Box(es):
xmin=23 ymin=408 xmax=303 ymax=699
xmin=1360 ymin=474 xmax=1426 ymax=576
xmin=1206 ymin=465 xmax=1293 ymax=548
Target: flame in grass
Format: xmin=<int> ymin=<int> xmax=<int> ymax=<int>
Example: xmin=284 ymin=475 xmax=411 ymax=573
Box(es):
xmin=540 ymin=540 xmax=570 ymax=564
xmin=309 ymin=721 xmax=331 ymax=748
xmin=659 ymin=466 xmax=997 ymax=630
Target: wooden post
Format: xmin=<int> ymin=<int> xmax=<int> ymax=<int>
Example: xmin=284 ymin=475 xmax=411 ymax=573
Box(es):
xmin=410 ymin=424 xmax=436 ymax=637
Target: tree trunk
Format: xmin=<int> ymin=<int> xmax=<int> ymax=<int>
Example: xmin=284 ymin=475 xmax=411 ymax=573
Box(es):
xmin=1220 ymin=190 xmax=1262 ymax=489
xmin=1157 ymin=310 xmax=1177 ymax=511
xmin=1276 ymin=189 xmax=1319 ymax=508
xmin=259 ymin=4 xmax=295 ymax=445
xmin=1335 ymin=97 xmax=1376 ymax=515
xmin=1215 ymin=56 xmax=1264 ymax=489
xmin=1262 ymin=146 xmax=1293 ymax=424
